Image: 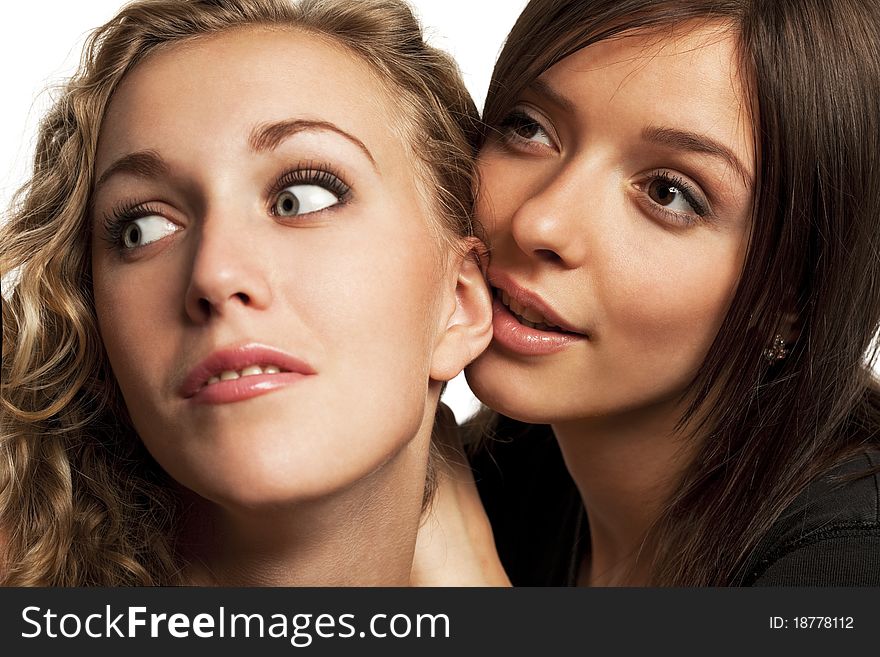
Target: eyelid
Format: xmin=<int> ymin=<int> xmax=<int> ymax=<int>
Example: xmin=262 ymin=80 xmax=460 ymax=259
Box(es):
xmin=126 ymin=215 xmax=180 ymax=248
xmin=499 ymin=104 xmax=560 ymax=152
xmin=265 ymin=162 xmax=351 ymax=213
xmin=100 ymin=200 xmax=179 ymax=251
xmin=634 ymin=169 xmax=713 ymax=227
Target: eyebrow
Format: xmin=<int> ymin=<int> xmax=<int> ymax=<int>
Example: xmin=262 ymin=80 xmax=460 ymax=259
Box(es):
xmin=95 ymin=150 xmax=169 ymax=190
xmin=641 ymin=125 xmax=752 ymax=184
xmin=248 ymin=119 xmax=376 ymax=168
xmin=527 ymin=78 xmax=578 ymax=115
xmin=526 ymin=78 xmax=752 ymax=185
xmin=94 ymin=119 xmax=377 ymax=194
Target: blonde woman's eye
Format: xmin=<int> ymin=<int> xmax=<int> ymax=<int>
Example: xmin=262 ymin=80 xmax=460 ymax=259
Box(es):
xmin=122 ymin=215 xmax=180 ymax=248
xmin=274 ymin=185 xmax=340 ymax=217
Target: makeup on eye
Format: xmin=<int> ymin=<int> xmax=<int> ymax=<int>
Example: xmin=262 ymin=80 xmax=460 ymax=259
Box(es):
xmin=498 ymin=98 xmax=717 ymax=227
xmin=267 ymin=165 xmax=351 ymax=218
xmin=498 ymin=106 xmax=557 ymax=151
xmin=634 ymin=169 xmax=711 ymax=226
xmin=100 ymin=201 xmax=181 ymax=251
xmin=100 ymin=162 xmax=354 ymax=252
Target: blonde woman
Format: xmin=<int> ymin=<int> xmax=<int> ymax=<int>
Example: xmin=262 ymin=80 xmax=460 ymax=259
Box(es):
xmin=0 ymin=0 xmax=492 ymax=586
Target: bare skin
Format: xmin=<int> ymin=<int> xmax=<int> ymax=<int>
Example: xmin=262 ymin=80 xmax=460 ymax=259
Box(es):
xmin=91 ymin=28 xmax=492 ymax=586
xmin=415 ymin=23 xmax=759 ymax=586
xmin=411 ymin=405 xmax=510 ymax=586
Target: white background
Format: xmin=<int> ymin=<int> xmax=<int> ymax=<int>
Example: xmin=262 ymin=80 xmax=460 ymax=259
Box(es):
xmin=3 ymin=1 xmax=877 ymax=421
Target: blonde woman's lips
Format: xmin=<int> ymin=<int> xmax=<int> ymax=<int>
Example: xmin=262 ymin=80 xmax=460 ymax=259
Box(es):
xmin=179 ymin=343 xmax=316 ymax=404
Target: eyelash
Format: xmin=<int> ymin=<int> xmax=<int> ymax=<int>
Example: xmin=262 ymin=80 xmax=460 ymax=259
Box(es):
xmin=267 ymin=163 xmax=352 ymax=216
xmin=100 ymin=200 xmax=166 ymax=250
xmin=642 ymin=169 xmax=710 ymax=225
xmin=496 ymin=107 xmax=713 ymax=226
xmin=497 ymin=108 xmax=555 ymax=151
xmin=100 ymin=163 xmax=353 ymax=251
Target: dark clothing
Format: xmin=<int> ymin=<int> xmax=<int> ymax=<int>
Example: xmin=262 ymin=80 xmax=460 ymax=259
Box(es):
xmin=740 ymin=449 xmax=880 ymax=586
xmin=471 ymin=433 xmax=880 ymax=586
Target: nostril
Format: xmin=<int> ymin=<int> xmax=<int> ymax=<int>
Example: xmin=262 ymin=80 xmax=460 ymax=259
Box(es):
xmin=535 ymin=248 xmax=563 ymax=264
xmin=194 ymin=291 xmax=252 ymax=318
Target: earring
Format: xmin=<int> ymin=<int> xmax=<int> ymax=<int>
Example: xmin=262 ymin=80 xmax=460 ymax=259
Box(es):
xmin=763 ymin=334 xmax=789 ymax=362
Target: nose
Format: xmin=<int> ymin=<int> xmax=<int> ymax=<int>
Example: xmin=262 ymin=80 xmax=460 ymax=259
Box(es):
xmin=506 ymin=166 xmax=591 ymax=269
xmin=184 ymin=212 xmax=272 ymax=323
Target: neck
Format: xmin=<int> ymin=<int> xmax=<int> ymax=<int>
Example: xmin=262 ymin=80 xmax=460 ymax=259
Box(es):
xmin=178 ymin=420 xmax=433 ymax=586
xmin=553 ymin=396 xmax=700 ymax=587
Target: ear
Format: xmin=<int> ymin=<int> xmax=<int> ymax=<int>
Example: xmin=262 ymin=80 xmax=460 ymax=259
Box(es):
xmin=429 ymin=239 xmax=493 ymax=382
xmin=777 ymin=310 xmax=800 ymax=343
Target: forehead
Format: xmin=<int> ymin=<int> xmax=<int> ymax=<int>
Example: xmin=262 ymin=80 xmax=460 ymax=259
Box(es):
xmin=96 ymin=27 xmax=405 ymax=168
xmin=549 ymin=21 xmax=745 ymax=100
xmin=541 ymin=21 xmax=753 ymax=166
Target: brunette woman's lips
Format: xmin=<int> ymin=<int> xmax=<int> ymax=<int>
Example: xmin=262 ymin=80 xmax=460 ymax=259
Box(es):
xmin=489 ymin=276 xmax=588 ymax=356
xmin=179 ymin=343 xmax=316 ymax=404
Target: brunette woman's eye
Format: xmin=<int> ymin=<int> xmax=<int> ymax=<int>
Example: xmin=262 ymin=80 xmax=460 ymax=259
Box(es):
xmin=499 ymin=109 xmax=554 ymax=148
xmin=273 ymin=185 xmax=339 ymax=217
xmin=638 ymin=170 xmax=710 ymax=226
xmin=647 ymin=179 xmax=699 ymax=214
xmin=636 ymin=170 xmax=712 ymax=227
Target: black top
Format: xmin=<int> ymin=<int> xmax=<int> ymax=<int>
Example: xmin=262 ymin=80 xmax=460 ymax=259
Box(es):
xmin=470 ymin=432 xmax=880 ymax=586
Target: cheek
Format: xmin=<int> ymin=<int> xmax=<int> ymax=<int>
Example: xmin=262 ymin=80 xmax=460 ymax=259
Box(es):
xmin=604 ymin=243 xmax=743 ymax=377
xmin=301 ymin=222 xmax=444 ymax=376
xmin=476 ymin=155 xmax=526 ymax=238
xmin=91 ymin=254 xmax=181 ymax=404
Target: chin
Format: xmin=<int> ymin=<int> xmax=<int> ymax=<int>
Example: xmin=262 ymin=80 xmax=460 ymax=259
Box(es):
xmin=143 ymin=438 xmax=364 ymax=512
xmin=467 ymin=356 xmax=608 ymax=425
xmin=466 ymin=362 xmax=552 ymax=424
xmin=184 ymin=460 xmax=361 ymax=511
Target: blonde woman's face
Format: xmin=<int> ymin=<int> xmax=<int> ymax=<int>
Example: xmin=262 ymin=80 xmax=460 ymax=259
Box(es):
xmin=467 ymin=23 xmax=755 ymax=424
xmin=91 ymin=29 xmax=452 ymax=508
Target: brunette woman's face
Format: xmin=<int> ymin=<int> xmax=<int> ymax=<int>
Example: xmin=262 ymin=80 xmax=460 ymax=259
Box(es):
xmin=468 ymin=23 xmax=755 ymax=423
xmin=91 ymin=29 xmax=459 ymax=508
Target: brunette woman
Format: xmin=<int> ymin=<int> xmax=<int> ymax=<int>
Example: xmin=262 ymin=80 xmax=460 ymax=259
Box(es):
xmin=417 ymin=0 xmax=880 ymax=587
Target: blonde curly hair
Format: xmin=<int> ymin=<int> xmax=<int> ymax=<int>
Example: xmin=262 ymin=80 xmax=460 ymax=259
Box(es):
xmin=1 ymin=0 xmax=480 ymax=585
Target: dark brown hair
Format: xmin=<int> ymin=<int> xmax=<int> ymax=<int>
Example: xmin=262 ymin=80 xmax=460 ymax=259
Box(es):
xmin=477 ymin=0 xmax=880 ymax=585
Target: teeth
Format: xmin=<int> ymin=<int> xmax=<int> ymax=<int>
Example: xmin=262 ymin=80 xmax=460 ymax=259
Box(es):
xmin=203 ymin=365 xmax=285 ymax=387
xmin=510 ymin=299 xmax=544 ymax=323
xmin=496 ymin=288 xmax=562 ymax=331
